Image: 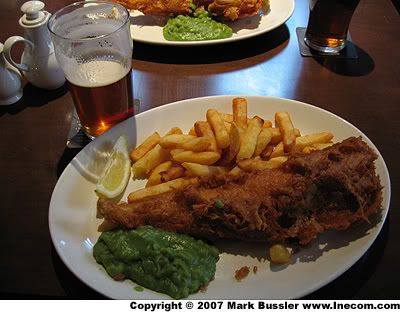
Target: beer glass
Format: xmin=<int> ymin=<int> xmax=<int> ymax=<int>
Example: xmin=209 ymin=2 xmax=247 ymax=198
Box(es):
xmin=304 ymin=0 xmax=360 ymax=54
xmin=48 ymin=1 xmax=133 ymax=138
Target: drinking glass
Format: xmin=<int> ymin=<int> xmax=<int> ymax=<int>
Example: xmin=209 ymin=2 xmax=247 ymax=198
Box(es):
xmin=304 ymin=0 xmax=360 ymax=54
xmin=48 ymin=1 xmax=134 ymax=139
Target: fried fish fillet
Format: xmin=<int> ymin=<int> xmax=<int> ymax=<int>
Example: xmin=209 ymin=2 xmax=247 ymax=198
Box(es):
xmin=114 ymin=0 xmax=265 ymax=21
xmin=115 ymin=0 xmax=191 ymax=16
xmin=97 ymin=137 xmax=383 ymax=245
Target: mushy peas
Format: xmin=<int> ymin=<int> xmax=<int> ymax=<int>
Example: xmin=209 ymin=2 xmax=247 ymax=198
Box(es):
xmin=163 ymin=9 xmax=233 ymax=41
xmin=93 ymin=226 xmax=219 ymax=299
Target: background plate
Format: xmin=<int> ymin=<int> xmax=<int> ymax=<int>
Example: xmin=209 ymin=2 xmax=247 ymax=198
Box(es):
xmin=130 ymin=0 xmax=295 ymax=45
xmin=49 ymin=95 xmax=390 ymax=299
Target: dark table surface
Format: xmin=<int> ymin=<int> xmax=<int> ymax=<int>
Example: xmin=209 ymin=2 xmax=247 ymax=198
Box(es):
xmin=0 ymin=0 xmax=399 ymax=299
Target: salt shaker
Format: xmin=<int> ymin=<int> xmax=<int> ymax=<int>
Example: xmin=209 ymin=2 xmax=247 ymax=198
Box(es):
xmin=0 ymin=42 xmax=23 ymax=105
xmin=3 ymin=1 xmax=65 ymax=90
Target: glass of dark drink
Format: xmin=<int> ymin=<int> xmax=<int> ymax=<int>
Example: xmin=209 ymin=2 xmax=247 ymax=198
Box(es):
xmin=304 ymin=0 xmax=360 ymax=54
xmin=48 ymin=1 xmax=133 ymax=139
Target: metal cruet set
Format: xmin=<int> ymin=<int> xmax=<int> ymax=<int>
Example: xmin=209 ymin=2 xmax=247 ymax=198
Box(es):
xmin=0 ymin=1 xmax=65 ymax=105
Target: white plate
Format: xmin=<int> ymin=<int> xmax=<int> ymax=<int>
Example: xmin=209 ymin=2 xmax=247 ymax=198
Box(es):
xmin=49 ymin=95 xmax=391 ymax=299
xmin=130 ymin=0 xmax=295 ymax=45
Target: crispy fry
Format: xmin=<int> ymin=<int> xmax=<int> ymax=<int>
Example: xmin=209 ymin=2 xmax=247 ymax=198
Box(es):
xmin=181 ymin=137 xmax=212 ymax=152
xmin=260 ymin=144 xmax=274 ymax=159
xmin=128 ymin=177 xmax=199 ymax=203
xmin=165 ymin=127 xmax=183 ymax=135
xmin=146 ymin=161 xmax=172 ymax=187
xmin=303 ymin=142 xmax=334 ymax=154
xmin=237 ymin=156 xmax=288 ymax=172
xmin=232 ymin=97 xmax=248 ymax=128
xmin=262 ymin=120 xmax=273 ymax=128
xmin=207 ymin=109 xmax=230 ymax=149
xmin=224 ymin=122 xmax=231 ymax=133
xmin=160 ymin=164 xmax=186 ymax=182
xmin=182 ymin=162 xmax=228 ymax=177
xmin=194 ymin=121 xmax=218 ymax=152
xmin=220 ymin=122 xmax=241 ymax=165
xmin=170 ymin=148 xmax=184 ymax=157
xmin=130 ymin=132 xmax=160 ymax=162
xmin=253 ymin=128 xmax=272 ymax=157
xmin=295 ymin=132 xmax=334 ymax=150
xmin=218 ymin=111 xmax=234 ymax=123
xmin=172 ymin=150 xmax=221 ymax=165
xmin=275 ymin=111 xmax=296 ymax=153
xmin=188 ymin=127 xmax=196 ymax=136
xmin=236 ymin=116 xmax=263 ymax=160
xmin=229 ymin=166 xmax=243 ymax=176
xmin=270 ymin=128 xmax=301 ymax=144
xmin=270 ymin=142 xmax=285 ymax=158
xmin=132 ymin=144 xmax=170 ymax=178
xmin=159 ymin=134 xmax=196 ymax=149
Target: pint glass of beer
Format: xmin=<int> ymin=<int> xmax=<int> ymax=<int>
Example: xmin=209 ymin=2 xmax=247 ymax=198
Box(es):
xmin=304 ymin=0 xmax=360 ymax=54
xmin=48 ymin=1 xmax=133 ymax=138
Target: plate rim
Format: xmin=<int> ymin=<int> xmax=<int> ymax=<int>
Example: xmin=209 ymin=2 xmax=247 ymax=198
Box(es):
xmin=49 ymin=95 xmax=391 ymax=299
xmin=130 ymin=0 xmax=295 ymax=46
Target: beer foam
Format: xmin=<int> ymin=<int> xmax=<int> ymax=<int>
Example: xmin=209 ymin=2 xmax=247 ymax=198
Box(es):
xmin=66 ymin=60 xmax=130 ymax=88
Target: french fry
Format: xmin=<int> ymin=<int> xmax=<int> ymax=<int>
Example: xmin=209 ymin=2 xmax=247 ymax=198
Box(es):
xmin=159 ymin=134 xmax=196 ymax=149
xmin=218 ymin=111 xmax=252 ymax=124
xmin=253 ymin=128 xmax=272 ymax=157
xmin=224 ymin=122 xmax=231 ymax=133
xmin=218 ymin=111 xmax=234 ymax=123
xmin=220 ymin=122 xmax=241 ymax=165
xmin=181 ymin=137 xmax=212 ymax=152
xmin=262 ymin=120 xmax=273 ymax=128
xmin=130 ymin=132 xmax=160 ymax=162
xmin=207 ymin=109 xmax=230 ymax=149
xmin=232 ymin=97 xmax=248 ymax=128
xmin=236 ymin=116 xmax=263 ymax=160
xmin=194 ymin=121 xmax=218 ymax=152
xmin=260 ymin=144 xmax=274 ymax=159
xmin=146 ymin=161 xmax=172 ymax=187
xmin=182 ymin=162 xmax=228 ymax=177
xmin=160 ymin=164 xmax=186 ymax=182
xmin=188 ymin=127 xmax=196 ymax=136
xmin=170 ymin=148 xmax=184 ymax=158
xmin=302 ymin=142 xmax=334 ymax=154
xmin=172 ymin=150 xmax=221 ymax=165
xmin=128 ymin=177 xmax=199 ymax=202
xmin=275 ymin=111 xmax=296 ymax=153
xmin=270 ymin=142 xmax=285 ymax=158
xmin=229 ymin=166 xmax=243 ymax=176
xmin=270 ymin=128 xmax=301 ymax=144
xmin=165 ymin=127 xmax=183 ymax=136
xmin=295 ymin=132 xmax=334 ymax=150
xmin=237 ymin=156 xmax=288 ymax=172
xmin=132 ymin=144 xmax=170 ymax=178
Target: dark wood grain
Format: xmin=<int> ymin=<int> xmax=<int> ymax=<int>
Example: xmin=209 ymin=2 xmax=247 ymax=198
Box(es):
xmin=0 ymin=0 xmax=399 ymax=299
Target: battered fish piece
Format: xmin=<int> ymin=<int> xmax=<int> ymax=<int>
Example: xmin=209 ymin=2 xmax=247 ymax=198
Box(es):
xmin=114 ymin=0 xmax=266 ymax=21
xmin=195 ymin=0 xmax=264 ymax=21
xmin=97 ymin=137 xmax=383 ymax=245
xmin=115 ymin=0 xmax=191 ymax=16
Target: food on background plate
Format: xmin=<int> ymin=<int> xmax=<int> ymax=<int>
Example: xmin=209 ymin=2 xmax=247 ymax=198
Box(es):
xmin=93 ymin=226 xmax=219 ymax=299
xmin=98 ymin=137 xmax=382 ymax=244
xmin=114 ymin=0 xmax=271 ymax=41
xmin=115 ymin=0 xmax=267 ymax=21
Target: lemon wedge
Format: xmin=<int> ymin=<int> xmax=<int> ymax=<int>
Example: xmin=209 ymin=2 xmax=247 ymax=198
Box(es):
xmin=95 ymin=135 xmax=131 ymax=198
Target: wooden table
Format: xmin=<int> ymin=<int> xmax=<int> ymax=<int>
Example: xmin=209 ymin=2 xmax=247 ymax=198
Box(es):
xmin=0 ymin=0 xmax=399 ymax=299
